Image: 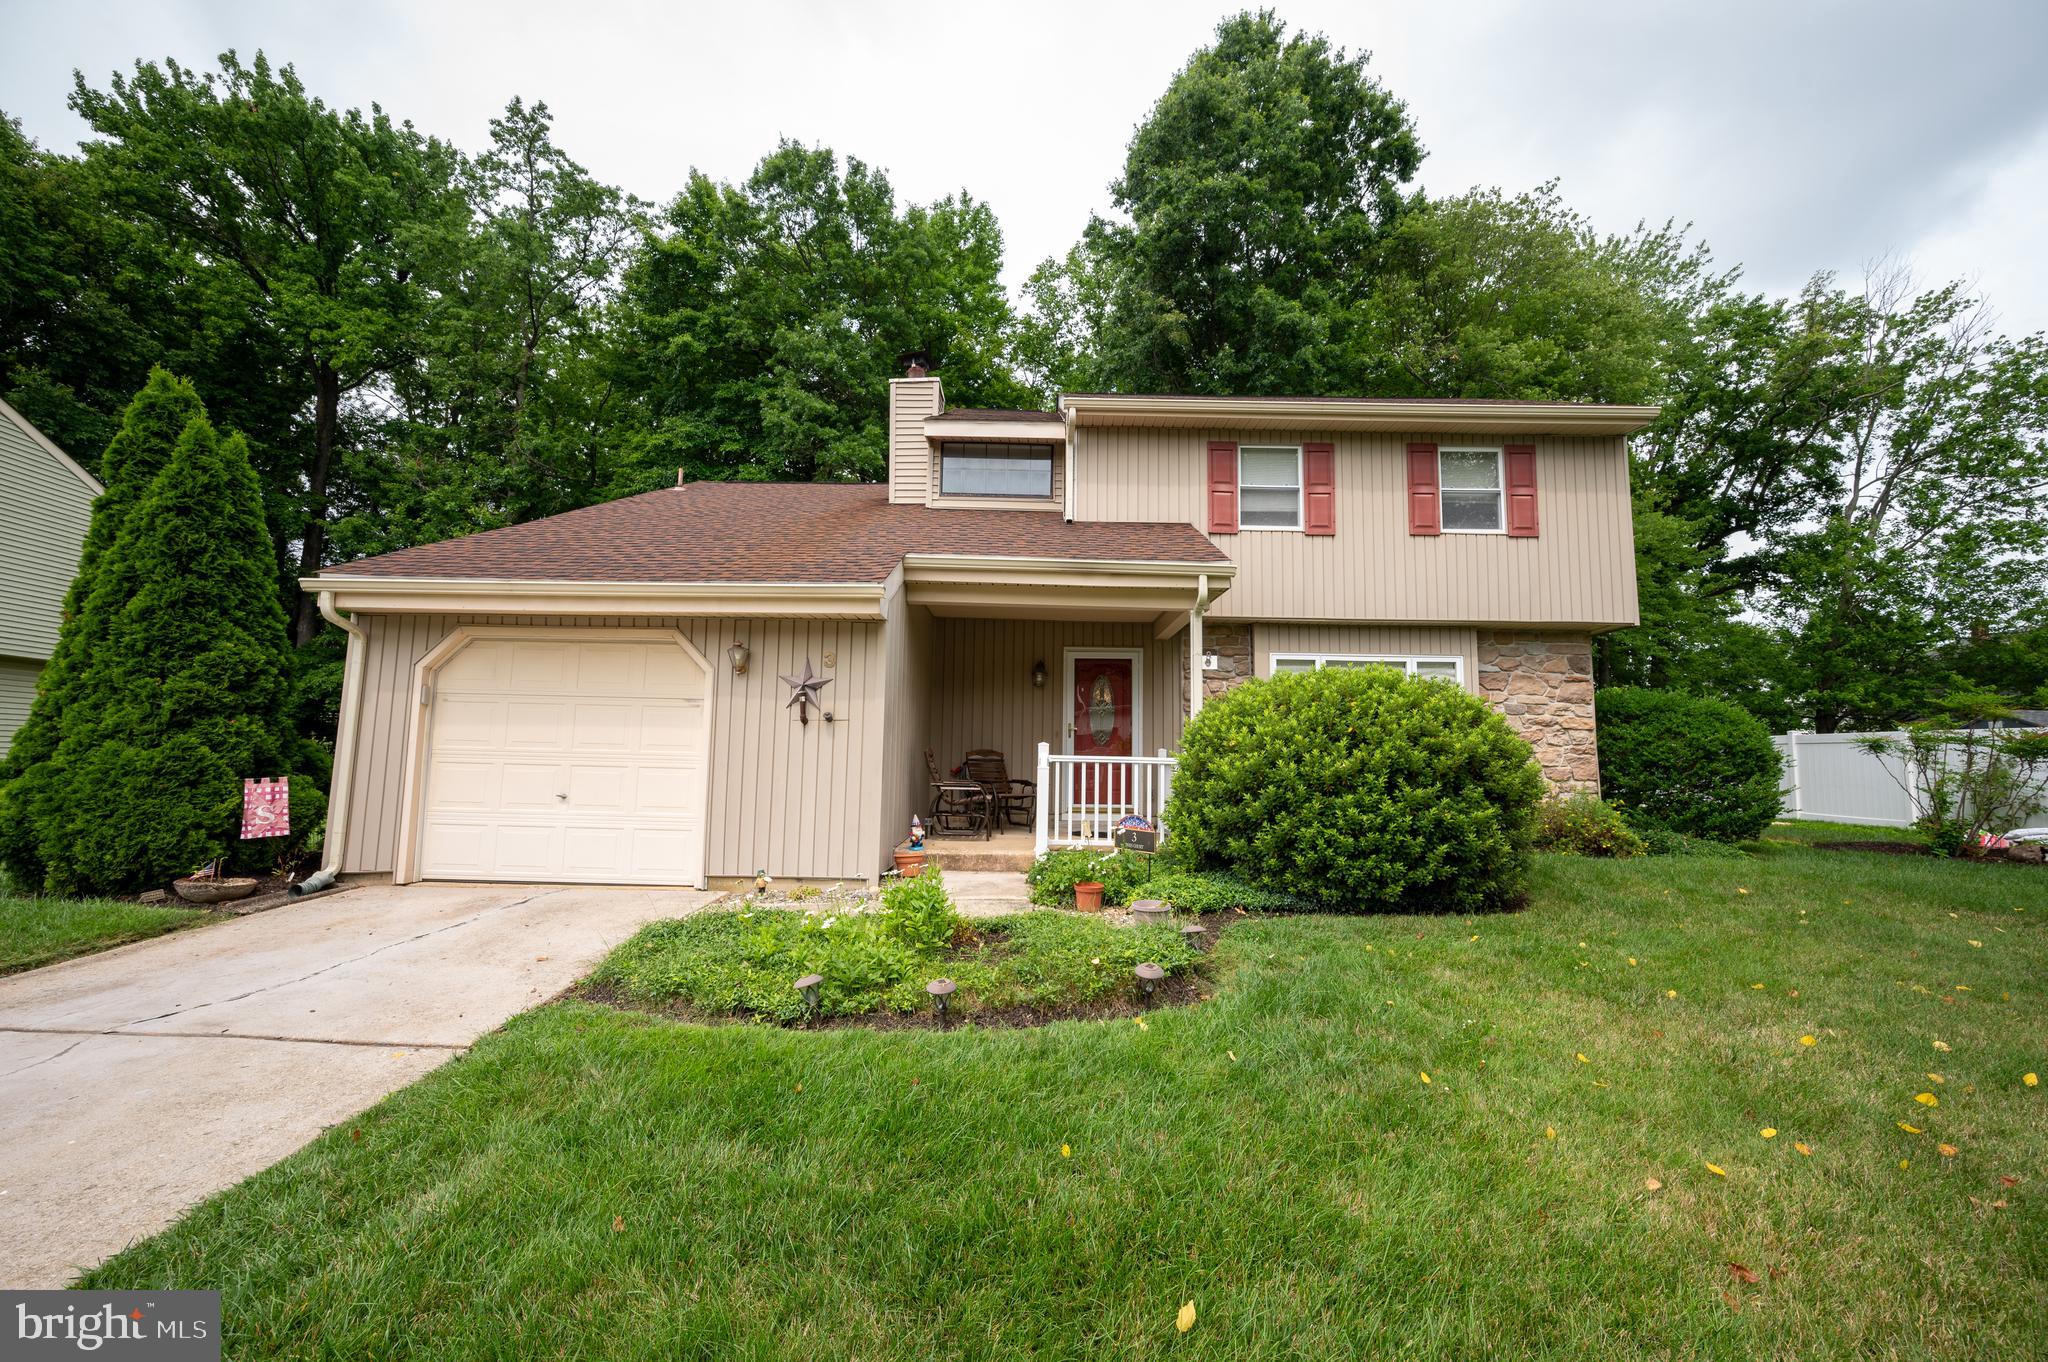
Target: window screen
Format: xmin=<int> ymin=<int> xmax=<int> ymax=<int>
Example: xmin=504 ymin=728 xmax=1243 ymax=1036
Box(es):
xmin=938 ymin=442 xmax=1055 ymax=498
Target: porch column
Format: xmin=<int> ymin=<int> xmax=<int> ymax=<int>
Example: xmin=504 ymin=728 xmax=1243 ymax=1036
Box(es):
xmin=1188 ymin=573 xmax=1208 ymax=721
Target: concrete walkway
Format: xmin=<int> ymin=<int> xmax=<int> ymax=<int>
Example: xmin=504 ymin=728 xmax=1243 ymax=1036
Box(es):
xmin=0 ymin=880 xmax=714 ymax=1288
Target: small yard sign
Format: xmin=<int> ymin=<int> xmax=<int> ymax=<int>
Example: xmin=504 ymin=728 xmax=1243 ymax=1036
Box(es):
xmin=241 ymin=777 xmax=290 ymax=839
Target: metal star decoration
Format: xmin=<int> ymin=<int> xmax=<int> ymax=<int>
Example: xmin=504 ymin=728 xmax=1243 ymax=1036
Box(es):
xmin=779 ymin=658 xmax=832 ymax=724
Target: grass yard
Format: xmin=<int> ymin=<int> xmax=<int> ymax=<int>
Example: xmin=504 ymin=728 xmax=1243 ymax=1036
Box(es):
xmin=81 ymin=841 xmax=2046 ymax=1359
xmin=0 ymin=894 xmax=212 ymax=975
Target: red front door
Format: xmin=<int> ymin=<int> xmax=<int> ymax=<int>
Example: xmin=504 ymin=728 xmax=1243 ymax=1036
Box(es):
xmin=1070 ymin=656 xmax=1135 ymax=804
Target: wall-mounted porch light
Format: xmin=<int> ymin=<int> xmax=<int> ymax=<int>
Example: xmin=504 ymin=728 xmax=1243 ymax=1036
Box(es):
xmin=1032 ymin=659 xmax=1047 ymax=689
xmin=727 ymin=641 xmax=750 ymax=675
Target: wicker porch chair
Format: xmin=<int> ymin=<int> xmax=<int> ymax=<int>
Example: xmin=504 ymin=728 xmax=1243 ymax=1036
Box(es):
xmin=925 ymin=749 xmax=993 ymax=839
xmin=964 ymin=749 xmax=1036 ymax=829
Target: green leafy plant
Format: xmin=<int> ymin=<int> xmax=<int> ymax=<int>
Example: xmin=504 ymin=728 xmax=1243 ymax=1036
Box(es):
xmin=1533 ymin=794 xmax=1645 ymax=858
xmin=1854 ymin=688 xmax=2048 ymax=855
xmin=877 ymin=869 xmax=961 ymax=953
xmin=1025 ymin=847 xmax=1160 ymax=907
xmin=1165 ymin=667 xmax=1545 ymax=911
xmin=1142 ymin=871 xmax=1306 ymax=914
xmin=1595 ymin=687 xmax=1784 ymax=842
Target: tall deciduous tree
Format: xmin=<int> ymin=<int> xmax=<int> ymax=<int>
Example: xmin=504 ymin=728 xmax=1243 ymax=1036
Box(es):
xmin=68 ymin=52 xmax=465 ymax=642
xmin=617 ymin=141 xmax=1028 ymax=483
xmin=1022 ymin=10 xmax=1420 ymax=395
xmin=0 ymin=394 xmax=321 ymax=893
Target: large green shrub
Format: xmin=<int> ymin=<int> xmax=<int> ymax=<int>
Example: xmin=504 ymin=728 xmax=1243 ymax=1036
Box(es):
xmin=0 ymin=392 xmax=323 ymax=893
xmin=1595 ymin=687 xmax=1783 ymax=842
xmin=1165 ymin=668 xmax=1545 ymax=911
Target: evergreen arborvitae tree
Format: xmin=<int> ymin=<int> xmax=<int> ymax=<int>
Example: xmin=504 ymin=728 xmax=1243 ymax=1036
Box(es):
xmin=0 ymin=402 xmax=322 ymax=893
xmin=1 ymin=368 xmax=205 ymax=784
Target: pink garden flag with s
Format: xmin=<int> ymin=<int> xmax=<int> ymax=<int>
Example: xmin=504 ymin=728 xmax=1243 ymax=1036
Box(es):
xmin=241 ymin=777 xmax=290 ymax=840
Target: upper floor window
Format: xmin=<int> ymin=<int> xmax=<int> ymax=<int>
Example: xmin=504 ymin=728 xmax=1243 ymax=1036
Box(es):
xmin=1238 ymin=445 xmax=1301 ymax=529
xmin=1270 ymin=654 xmax=1464 ymax=684
xmin=1440 ymin=448 xmax=1504 ymax=532
xmin=938 ymin=441 xmax=1056 ymax=498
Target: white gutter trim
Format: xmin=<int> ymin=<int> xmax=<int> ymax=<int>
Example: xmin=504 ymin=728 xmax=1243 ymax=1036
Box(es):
xmin=1063 ymin=405 xmax=1078 ymax=521
xmin=315 ymin=591 xmax=367 ymax=876
xmin=899 ymin=553 xmax=1236 ymax=580
xmin=299 ymin=575 xmax=888 ymax=599
xmin=1059 ymin=393 xmax=1661 ymax=434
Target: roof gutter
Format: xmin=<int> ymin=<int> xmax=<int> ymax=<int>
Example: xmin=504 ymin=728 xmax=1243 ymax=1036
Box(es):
xmin=300 ymin=575 xmax=891 ymax=618
xmin=1058 ymin=393 xmax=1661 ymax=435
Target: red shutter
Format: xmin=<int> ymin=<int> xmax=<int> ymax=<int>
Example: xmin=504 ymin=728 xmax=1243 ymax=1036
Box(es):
xmin=1207 ymin=441 xmax=1239 ymax=534
xmin=1406 ymin=442 xmax=1440 ymax=535
xmin=1505 ymin=444 xmax=1539 ymax=537
xmin=1303 ymin=442 xmax=1335 ymax=535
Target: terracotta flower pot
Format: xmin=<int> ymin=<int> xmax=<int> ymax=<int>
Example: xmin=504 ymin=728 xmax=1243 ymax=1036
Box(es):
xmin=893 ymin=848 xmax=928 ymax=879
xmin=1073 ymin=881 xmax=1104 ymax=912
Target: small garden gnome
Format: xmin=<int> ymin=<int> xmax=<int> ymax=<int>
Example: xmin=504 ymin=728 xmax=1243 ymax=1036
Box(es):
xmin=908 ymin=815 xmax=925 ymax=851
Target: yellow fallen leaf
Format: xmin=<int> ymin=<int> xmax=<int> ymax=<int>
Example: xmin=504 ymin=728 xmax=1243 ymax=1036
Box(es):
xmin=1061 ymin=1144 xmax=1071 ymax=1158
xmin=1177 ymin=1300 xmax=1196 ymax=1333
xmin=1760 ymin=1128 xmax=1777 ymax=1139
xmin=1545 ymin=1126 xmax=1557 ymax=1139
xmin=1644 ymin=1176 xmax=1662 ymax=1191
xmin=1470 ymin=934 xmax=1478 ymax=941
xmin=1705 ymin=1162 xmax=1727 ymax=1177
xmin=1900 ymin=1159 xmax=1911 ymax=1170
xmin=1575 ymin=1053 xmax=1590 ymax=1064
xmin=1898 ymin=1121 xmax=1922 ymax=1134
xmin=1593 ymin=1079 xmax=1610 ymax=1089
xmin=1933 ymin=1040 xmax=1951 ymax=1052
xmin=1969 ymin=940 xmax=1982 ymax=948
xmin=2026 ymin=1073 xmax=2039 ymax=1087
xmin=1134 ymin=1017 xmax=1148 ymax=1031
xmin=1938 ymin=1143 xmax=1958 ymax=1157
xmin=1227 ymin=1050 xmax=1238 ymax=1063
xmin=612 ymin=1215 xmax=625 ymax=1233
xmin=1628 ymin=957 xmax=1638 ymax=966
xmin=1794 ymin=1142 xmax=1813 ymax=1156
xmin=1737 ymin=887 xmax=1750 ymax=894
xmin=794 ymin=1084 xmax=803 ymax=1093
xmin=1915 ymin=1092 xmax=1939 ymax=1107
xmin=1666 ymin=989 xmax=1677 ymax=999
xmin=1419 ymin=1071 xmax=1431 ymax=1085
xmin=1799 ymin=1035 xmax=1817 ymax=1046
xmin=1751 ymin=983 xmax=1766 ymax=990
xmin=1927 ymin=1073 xmax=1944 ymax=1084
xmin=1955 ymin=985 xmax=1971 ymax=992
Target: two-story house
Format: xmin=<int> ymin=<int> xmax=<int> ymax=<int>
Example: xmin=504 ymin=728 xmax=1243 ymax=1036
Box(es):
xmin=305 ymin=367 xmax=1655 ymax=888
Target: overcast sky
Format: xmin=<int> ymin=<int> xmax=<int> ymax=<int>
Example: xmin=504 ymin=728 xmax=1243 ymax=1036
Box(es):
xmin=7 ymin=0 xmax=2048 ymax=335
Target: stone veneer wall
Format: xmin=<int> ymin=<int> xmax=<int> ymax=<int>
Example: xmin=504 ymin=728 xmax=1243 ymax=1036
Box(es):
xmin=1181 ymin=622 xmax=1256 ymax=718
xmin=1474 ymin=630 xmax=1599 ymax=792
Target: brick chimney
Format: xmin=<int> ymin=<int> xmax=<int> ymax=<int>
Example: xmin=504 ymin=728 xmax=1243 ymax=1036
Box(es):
xmin=887 ymin=359 xmax=943 ymax=504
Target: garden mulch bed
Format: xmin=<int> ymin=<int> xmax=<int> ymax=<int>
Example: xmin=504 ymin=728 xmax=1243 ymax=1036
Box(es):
xmin=1813 ymin=841 xmax=2042 ymax=869
xmin=576 ymin=909 xmax=1252 ymax=1032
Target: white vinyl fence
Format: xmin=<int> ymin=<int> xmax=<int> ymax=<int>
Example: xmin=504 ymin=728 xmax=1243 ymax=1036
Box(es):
xmin=1775 ymin=730 xmax=2048 ymax=829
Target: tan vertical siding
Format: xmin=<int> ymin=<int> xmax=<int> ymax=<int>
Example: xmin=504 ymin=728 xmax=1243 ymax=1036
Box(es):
xmin=1076 ymin=427 xmax=1637 ymax=628
xmin=887 ymin=377 xmax=943 ymax=504
xmin=341 ymin=613 xmax=884 ymax=882
xmin=1254 ymin=623 xmax=1479 ymax=691
xmin=926 ymin=618 xmax=1185 ymax=773
xmin=0 ymin=405 xmax=97 ymax=662
xmin=877 ymin=588 xmax=933 ymax=863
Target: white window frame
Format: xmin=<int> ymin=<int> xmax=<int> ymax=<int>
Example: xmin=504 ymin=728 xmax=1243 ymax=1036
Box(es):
xmin=1438 ymin=446 xmax=1506 ymax=535
xmin=1268 ymin=653 xmax=1465 ymax=685
xmin=1237 ymin=444 xmax=1303 ymax=532
xmin=936 ymin=440 xmax=1058 ymax=501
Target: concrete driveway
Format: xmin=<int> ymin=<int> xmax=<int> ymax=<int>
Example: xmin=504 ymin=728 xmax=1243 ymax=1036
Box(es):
xmin=0 ymin=880 xmax=716 ymax=1288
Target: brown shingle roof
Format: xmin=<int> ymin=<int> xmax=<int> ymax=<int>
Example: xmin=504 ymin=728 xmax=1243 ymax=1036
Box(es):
xmin=324 ymin=482 xmax=1227 ymax=584
xmin=935 ymin=407 xmax=1064 ymax=423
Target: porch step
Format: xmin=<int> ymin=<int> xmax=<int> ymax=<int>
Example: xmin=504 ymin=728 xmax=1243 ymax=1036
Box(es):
xmin=926 ymin=845 xmax=1037 ymax=873
xmin=942 ymin=870 xmax=1035 ymax=917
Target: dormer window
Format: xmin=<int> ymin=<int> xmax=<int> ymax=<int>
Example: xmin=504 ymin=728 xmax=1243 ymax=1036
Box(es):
xmin=938 ymin=441 xmax=1056 ymax=499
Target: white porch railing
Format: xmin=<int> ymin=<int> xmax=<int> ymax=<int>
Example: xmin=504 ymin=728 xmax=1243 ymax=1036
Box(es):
xmin=1033 ymin=741 xmax=1177 ymax=856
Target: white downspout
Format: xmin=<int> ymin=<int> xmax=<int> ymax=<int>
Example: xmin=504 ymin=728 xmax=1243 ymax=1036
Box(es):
xmin=1062 ymin=402 xmax=1078 ymax=522
xmin=316 ymin=590 xmax=367 ymax=877
xmin=1187 ymin=573 xmax=1208 ymax=722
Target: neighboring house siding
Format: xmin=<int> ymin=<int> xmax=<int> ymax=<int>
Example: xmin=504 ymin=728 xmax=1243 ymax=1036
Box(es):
xmin=1074 ymin=427 xmax=1638 ymax=628
xmin=926 ymin=617 xmax=1186 ymax=773
xmin=0 ymin=403 xmax=98 ymax=664
xmin=339 ymin=613 xmax=888 ymax=883
xmin=0 ymin=657 xmax=41 ymax=756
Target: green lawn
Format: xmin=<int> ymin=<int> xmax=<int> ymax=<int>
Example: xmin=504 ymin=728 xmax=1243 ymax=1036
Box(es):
xmin=0 ymin=894 xmax=212 ymax=974
xmin=81 ymin=843 xmax=2047 ymax=1359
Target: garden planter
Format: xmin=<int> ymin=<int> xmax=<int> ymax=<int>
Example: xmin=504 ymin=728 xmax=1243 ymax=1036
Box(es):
xmin=1073 ymin=881 xmax=1104 ymax=912
xmin=892 ymin=847 xmax=928 ymax=878
xmin=1129 ymin=899 xmax=1172 ymax=927
xmin=173 ymin=875 xmax=258 ymax=904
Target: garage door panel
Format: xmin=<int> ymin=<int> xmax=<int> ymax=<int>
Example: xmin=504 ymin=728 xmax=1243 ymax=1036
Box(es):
xmin=639 ymin=700 xmax=706 ymax=753
xmin=418 ymin=637 xmax=707 ymax=886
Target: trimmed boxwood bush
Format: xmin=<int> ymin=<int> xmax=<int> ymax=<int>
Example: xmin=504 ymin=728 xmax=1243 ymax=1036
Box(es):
xmin=1165 ymin=667 xmax=1545 ymax=911
xmin=1595 ymin=687 xmax=1784 ymax=842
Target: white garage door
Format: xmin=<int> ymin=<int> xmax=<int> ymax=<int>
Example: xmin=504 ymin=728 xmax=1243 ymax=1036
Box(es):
xmin=417 ymin=637 xmax=709 ymax=885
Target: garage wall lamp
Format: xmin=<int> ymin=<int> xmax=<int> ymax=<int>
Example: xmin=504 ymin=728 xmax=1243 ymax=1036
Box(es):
xmin=727 ymin=641 xmax=750 ymax=675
